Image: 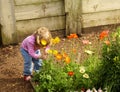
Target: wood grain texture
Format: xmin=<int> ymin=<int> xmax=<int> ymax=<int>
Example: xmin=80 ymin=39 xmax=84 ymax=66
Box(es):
xmin=14 ymin=0 xmax=61 ymax=5
xmin=82 ymin=0 xmax=120 ymax=13
xmin=82 ymin=10 xmax=120 ymax=28
xmin=15 ymin=1 xmax=65 ymax=20
xmin=16 ymin=16 xmax=65 ymax=33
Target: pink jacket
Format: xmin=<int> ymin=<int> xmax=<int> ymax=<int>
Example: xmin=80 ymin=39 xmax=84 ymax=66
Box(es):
xmin=21 ymin=35 xmax=40 ymax=59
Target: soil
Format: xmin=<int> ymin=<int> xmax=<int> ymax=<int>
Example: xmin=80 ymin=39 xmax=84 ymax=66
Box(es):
xmin=0 ymin=44 xmax=34 ymax=92
xmin=0 ymin=31 xmax=106 ymax=92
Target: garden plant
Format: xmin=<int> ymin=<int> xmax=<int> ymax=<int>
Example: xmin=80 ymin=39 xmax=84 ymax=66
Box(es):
xmin=32 ymin=27 xmax=120 ymax=92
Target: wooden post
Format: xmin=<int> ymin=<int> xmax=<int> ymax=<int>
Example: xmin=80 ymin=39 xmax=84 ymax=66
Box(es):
xmin=0 ymin=0 xmax=16 ymax=45
xmin=65 ymin=0 xmax=82 ymax=36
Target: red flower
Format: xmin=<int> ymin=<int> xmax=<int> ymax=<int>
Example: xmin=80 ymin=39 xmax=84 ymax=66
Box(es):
xmin=68 ymin=71 xmax=74 ymax=76
xmin=99 ymin=30 xmax=109 ymax=40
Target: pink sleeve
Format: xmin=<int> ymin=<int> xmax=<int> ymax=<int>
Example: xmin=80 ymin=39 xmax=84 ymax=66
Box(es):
xmin=27 ymin=42 xmax=39 ymax=59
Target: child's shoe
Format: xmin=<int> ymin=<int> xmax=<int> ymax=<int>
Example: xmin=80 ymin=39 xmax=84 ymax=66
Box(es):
xmin=24 ymin=75 xmax=31 ymax=81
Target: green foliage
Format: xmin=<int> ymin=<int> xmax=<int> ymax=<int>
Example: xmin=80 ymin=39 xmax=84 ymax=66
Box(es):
xmin=98 ymin=27 xmax=120 ymax=92
xmin=32 ymin=28 xmax=120 ymax=92
xmin=82 ymin=55 xmax=102 ymax=89
xmin=32 ymin=55 xmax=97 ymax=92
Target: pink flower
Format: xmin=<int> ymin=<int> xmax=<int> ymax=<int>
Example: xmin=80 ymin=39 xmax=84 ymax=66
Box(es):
xmin=82 ymin=40 xmax=91 ymax=45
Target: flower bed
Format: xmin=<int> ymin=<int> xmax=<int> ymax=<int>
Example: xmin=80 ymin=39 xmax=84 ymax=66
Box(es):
xmin=32 ymin=27 xmax=120 ymax=92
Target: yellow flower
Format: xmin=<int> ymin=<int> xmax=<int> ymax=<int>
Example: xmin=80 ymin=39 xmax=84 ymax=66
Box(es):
xmin=83 ymin=73 xmax=89 ymax=78
xmin=47 ymin=49 xmax=53 ymax=54
xmin=41 ymin=39 xmax=47 ymax=46
xmin=52 ymin=37 xmax=60 ymax=44
xmin=53 ymin=50 xmax=58 ymax=55
xmin=79 ymin=67 xmax=85 ymax=73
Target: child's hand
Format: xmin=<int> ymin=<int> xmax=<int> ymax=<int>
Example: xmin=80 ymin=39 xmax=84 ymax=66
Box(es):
xmin=39 ymin=54 xmax=47 ymax=60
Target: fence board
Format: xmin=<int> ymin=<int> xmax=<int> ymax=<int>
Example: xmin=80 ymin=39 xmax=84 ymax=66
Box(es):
xmin=65 ymin=0 xmax=82 ymax=36
xmin=82 ymin=10 xmax=120 ymax=28
xmin=0 ymin=0 xmax=16 ymax=45
xmin=15 ymin=1 xmax=65 ymax=20
xmin=16 ymin=16 xmax=65 ymax=40
xmin=14 ymin=0 xmax=61 ymax=5
xmin=82 ymin=0 xmax=120 ymax=13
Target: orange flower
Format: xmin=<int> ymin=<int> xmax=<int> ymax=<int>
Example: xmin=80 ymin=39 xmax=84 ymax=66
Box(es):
xmin=62 ymin=53 xmax=68 ymax=58
xmin=55 ymin=53 xmax=62 ymax=60
xmin=68 ymin=71 xmax=74 ymax=76
xmin=104 ymin=40 xmax=110 ymax=45
xmin=67 ymin=34 xmax=78 ymax=39
xmin=72 ymin=49 xmax=77 ymax=53
xmin=65 ymin=56 xmax=70 ymax=64
xmin=67 ymin=35 xmax=72 ymax=39
xmin=99 ymin=30 xmax=109 ymax=40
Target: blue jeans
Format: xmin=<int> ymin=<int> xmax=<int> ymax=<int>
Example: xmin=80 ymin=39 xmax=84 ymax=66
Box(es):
xmin=20 ymin=48 xmax=42 ymax=75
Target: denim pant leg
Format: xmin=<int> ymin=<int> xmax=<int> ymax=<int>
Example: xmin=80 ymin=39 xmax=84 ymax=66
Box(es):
xmin=20 ymin=48 xmax=33 ymax=75
xmin=32 ymin=50 xmax=42 ymax=72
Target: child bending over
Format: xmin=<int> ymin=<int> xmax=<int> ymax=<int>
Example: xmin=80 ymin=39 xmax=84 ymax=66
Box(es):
xmin=20 ymin=27 xmax=52 ymax=81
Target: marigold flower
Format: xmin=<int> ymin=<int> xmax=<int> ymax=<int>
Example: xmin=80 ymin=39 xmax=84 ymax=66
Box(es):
xmin=53 ymin=50 xmax=58 ymax=55
xmin=52 ymin=37 xmax=60 ymax=44
xmin=67 ymin=33 xmax=78 ymax=39
xmin=68 ymin=71 xmax=74 ymax=76
xmin=47 ymin=49 xmax=53 ymax=54
xmin=65 ymin=56 xmax=70 ymax=64
xmin=67 ymin=35 xmax=72 ymax=39
xmin=83 ymin=73 xmax=89 ymax=78
xmin=62 ymin=53 xmax=68 ymax=58
xmin=99 ymin=30 xmax=109 ymax=40
xmin=55 ymin=53 xmax=62 ymax=60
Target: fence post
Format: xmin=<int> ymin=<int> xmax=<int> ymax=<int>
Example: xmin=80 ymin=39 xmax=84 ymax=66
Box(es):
xmin=65 ymin=0 xmax=82 ymax=36
xmin=0 ymin=0 xmax=17 ymax=45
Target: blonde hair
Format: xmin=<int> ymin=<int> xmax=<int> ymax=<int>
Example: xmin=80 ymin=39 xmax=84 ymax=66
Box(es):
xmin=34 ymin=27 xmax=52 ymax=47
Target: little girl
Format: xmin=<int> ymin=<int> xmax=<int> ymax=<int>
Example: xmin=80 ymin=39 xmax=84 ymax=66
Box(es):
xmin=20 ymin=27 xmax=52 ymax=81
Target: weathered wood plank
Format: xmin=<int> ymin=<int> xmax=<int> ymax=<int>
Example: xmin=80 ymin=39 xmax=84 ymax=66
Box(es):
xmin=14 ymin=0 xmax=61 ymax=5
xmin=16 ymin=16 xmax=65 ymax=41
xmin=0 ymin=0 xmax=16 ymax=45
xmin=82 ymin=9 xmax=120 ymax=28
xmin=15 ymin=1 xmax=65 ymax=20
xmin=82 ymin=0 xmax=120 ymax=13
xmin=65 ymin=0 xmax=82 ymax=36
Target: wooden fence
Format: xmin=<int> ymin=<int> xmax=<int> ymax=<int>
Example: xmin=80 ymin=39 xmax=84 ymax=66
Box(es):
xmin=0 ymin=0 xmax=120 ymax=45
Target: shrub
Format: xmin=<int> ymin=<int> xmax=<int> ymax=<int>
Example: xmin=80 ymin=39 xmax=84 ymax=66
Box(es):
xmin=98 ymin=27 xmax=120 ymax=92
